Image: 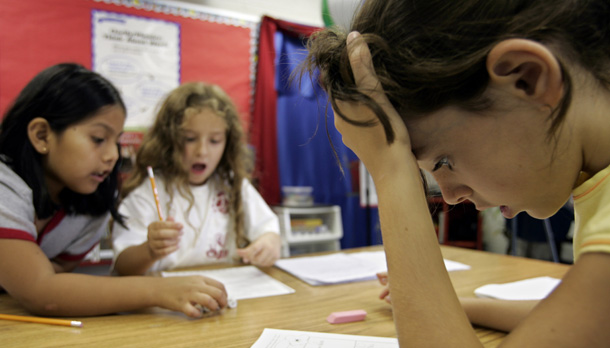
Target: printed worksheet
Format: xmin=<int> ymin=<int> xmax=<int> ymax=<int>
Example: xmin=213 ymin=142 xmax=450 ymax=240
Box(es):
xmin=162 ymin=266 xmax=295 ymax=300
xmin=251 ymin=328 xmax=399 ymax=348
xmin=275 ymin=251 xmax=471 ymax=285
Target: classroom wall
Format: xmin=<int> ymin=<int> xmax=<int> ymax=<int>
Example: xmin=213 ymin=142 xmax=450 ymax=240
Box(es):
xmin=179 ymin=0 xmax=324 ymax=27
xmin=0 ymin=0 xmax=255 ymax=129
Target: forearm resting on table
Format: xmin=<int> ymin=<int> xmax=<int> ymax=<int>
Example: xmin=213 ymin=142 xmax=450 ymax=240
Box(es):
xmin=16 ymin=273 xmax=162 ymax=316
xmin=460 ymin=297 xmax=539 ymax=332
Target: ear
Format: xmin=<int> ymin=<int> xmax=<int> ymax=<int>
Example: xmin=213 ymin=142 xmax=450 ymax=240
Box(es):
xmin=27 ymin=117 xmax=51 ymax=155
xmin=487 ymin=39 xmax=563 ymax=108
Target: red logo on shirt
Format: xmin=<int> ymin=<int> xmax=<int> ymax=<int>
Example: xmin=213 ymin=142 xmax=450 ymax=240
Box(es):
xmin=213 ymin=191 xmax=229 ymax=214
xmin=206 ymin=233 xmax=228 ymax=260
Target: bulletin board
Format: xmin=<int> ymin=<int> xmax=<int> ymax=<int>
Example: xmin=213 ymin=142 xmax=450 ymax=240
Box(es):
xmin=0 ymin=0 xmax=257 ymax=130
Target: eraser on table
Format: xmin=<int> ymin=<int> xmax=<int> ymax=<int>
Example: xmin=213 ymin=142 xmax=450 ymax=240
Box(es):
xmin=326 ymin=309 xmax=367 ymax=324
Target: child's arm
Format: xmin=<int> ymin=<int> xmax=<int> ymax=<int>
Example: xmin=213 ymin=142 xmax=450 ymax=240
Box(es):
xmin=377 ymin=272 xmax=537 ymax=332
xmin=0 ymin=239 xmax=227 ymax=317
xmin=51 ymin=258 xmax=83 ymax=273
xmin=459 ymin=297 xmax=538 ymax=332
xmin=113 ymin=218 xmax=183 ymax=276
xmin=343 ymin=33 xmax=610 ymax=347
xmin=339 ymin=33 xmax=482 ymax=346
xmin=236 ymin=232 xmax=281 ymax=267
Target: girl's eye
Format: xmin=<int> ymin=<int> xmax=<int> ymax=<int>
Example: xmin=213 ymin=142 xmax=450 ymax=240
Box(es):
xmin=185 ymin=137 xmax=197 ymax=142
xmin=433 ymin=157 xmax=452 ymax=172
xmin=92 ymin=136 xmax=105 ymax=144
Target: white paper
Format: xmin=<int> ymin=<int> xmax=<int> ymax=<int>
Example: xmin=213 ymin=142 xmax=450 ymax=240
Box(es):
xmin=443 ymin=259 xmax=472 ymax=272
xmin=275 ymin=251 xmax=470 ymax=286
xmin=251 ymin=328 xmax=398 ymax=348
xmin=92 ymin=10 xmax=180 ymax=129
xmin=162 ymin=266 xmax=295 ymax=300
xmin=474 ymin=276 xmax=561 ymax=301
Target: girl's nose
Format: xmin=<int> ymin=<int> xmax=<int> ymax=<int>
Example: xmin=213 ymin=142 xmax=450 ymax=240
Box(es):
xmin=436 ymin=178 xmax=472 ymax=205
xmin=104 ymin=143 xmax=120 ymax=164
xmin=196 ymin=141 xmax=208 ymax=156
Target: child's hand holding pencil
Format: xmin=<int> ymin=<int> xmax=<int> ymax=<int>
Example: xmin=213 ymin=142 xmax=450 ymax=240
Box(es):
xmin=147 ymin=166 xmax=164 ymax=221
xmin=145 ymin=166 xmax=183 ymax=259
xmin=147 ymin=217 xmax=183 ymax=259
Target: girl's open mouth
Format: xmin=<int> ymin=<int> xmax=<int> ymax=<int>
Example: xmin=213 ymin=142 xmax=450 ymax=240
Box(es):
xmin=192 ymin=163 xmax=207 ymax=173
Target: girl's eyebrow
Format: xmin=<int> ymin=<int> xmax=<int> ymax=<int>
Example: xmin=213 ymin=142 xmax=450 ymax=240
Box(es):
xmin=92 ymin=122 xmax=120 ymax=135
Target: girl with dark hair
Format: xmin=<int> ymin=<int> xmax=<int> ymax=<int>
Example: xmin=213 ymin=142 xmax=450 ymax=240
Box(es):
xmin=305 ymin=0 xmax=610 ymax=346
xmin=0 ymin=64 xmax=227 ymax=318
xmin=112 ymin=82 xmax=280 ymax=275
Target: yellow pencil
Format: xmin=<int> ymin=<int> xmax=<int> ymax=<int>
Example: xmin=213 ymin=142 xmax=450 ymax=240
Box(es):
xmin=0 ymin=313 xmax=83 ymax=328
xmin=147 ymin=166 xmax=164 ymax=221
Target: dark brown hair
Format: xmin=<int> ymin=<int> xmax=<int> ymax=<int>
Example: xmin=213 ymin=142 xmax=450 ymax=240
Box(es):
xmin=306 ymin=0 xmax=610 ymax=144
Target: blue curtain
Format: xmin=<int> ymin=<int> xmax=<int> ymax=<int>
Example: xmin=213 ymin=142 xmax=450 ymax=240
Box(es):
xmin=274 ymin=32 xmax=380 ymax=248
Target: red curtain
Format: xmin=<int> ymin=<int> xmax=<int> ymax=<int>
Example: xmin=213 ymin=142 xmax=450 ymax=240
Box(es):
xmin=250 ymin=16 xmax=319 ymax=204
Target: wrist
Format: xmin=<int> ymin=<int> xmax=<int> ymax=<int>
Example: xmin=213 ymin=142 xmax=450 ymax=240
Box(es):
xmin=145 ymin=242 xmax=159 ymax=261
xmin=366 ymin=149 xmax=420 ymax=186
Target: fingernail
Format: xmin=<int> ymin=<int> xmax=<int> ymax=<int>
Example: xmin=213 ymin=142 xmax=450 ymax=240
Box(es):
xmin=347 ymin=31 xmax=360 ymax=44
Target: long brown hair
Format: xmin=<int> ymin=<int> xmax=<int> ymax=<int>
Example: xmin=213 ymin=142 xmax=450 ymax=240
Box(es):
xmin=305 ymin=0 xmax=610 ymax=144
xmin=122 ymin=82 xmax=252 ymax=248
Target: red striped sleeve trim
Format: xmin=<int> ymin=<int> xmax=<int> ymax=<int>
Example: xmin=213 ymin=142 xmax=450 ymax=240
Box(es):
xmin=0 ymin=228 xmax=36 ymax=242
xmin=37 ymin=209 xmax=66 ymax=244
xmin=55 ymin=242 xmax=100 ymax=262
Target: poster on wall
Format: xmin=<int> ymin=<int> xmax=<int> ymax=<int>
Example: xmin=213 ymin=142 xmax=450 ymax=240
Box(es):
xmin=92 ymin=10 xmax=180 ymax=130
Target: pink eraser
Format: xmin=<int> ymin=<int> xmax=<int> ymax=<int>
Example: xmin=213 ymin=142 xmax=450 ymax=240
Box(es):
xmin=326 ymin=309 xmax=367 ymax=324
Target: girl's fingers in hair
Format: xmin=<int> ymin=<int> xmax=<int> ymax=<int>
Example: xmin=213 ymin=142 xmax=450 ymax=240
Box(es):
xmin=346 ymin=31 xmax=389 ymax=103
xmin=345 ymin=31 xmax=411 ymax=147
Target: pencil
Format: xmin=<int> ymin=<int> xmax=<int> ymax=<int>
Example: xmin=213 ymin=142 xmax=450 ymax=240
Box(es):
xmin=0 ymin=313 xmax=83 ymax=328
xmin=147 ymin=166 xmax=164 ymax=221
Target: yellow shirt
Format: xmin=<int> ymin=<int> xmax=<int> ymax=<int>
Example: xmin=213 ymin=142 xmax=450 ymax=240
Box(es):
xmin=572 ymin=164 xmax=610 ymax=261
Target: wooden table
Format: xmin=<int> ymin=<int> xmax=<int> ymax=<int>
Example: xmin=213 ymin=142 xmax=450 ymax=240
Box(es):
xmin=0 ymin=246 xmax=569 ymax=347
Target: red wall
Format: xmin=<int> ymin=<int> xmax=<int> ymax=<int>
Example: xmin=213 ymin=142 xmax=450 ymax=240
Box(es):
xmin=0 ymin=0 xmax=254 ymax=128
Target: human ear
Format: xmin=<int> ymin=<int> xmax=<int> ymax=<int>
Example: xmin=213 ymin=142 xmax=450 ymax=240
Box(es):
xmin=486 ymin=39 xmax=563 ymax=108
xmin=27 ymin=117 xmax=51 ymax=154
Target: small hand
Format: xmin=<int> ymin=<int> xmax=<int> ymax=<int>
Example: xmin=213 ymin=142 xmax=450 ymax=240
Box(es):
xmin=377 ymin=272 xmax=392 ymax=304
xmin=157 ymin=275 xmax=228 ymax=318
xmin=147 ymin=216 xmax=183 ymax=260
xmin=236 ymin=233 xmax=281 ymax=267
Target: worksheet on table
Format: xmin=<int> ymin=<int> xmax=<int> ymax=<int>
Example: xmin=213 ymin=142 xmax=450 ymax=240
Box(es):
xmin=274 ymin=250 xmax=471 ymax=285
xmin=162 ymin=266 xmax=295 ymax=300
xmin=250 ymin=328 xmax=399 ymax=348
